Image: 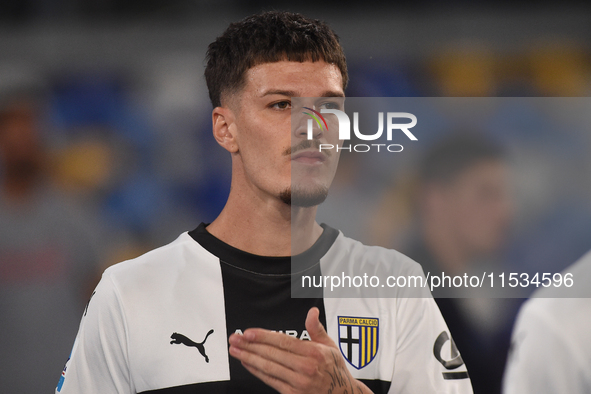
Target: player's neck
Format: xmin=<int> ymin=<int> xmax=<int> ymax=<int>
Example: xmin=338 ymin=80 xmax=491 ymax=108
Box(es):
xmin=207 ymin=190 xmax=323 ymax=257
xmin=422 ymin=218 xmax=470 ymax=275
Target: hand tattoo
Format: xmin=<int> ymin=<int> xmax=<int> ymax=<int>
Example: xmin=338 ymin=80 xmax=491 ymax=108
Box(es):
xmin=326 ymin=349 xmax=365 ymax=394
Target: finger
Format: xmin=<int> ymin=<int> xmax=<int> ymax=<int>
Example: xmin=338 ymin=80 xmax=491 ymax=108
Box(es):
xmin=236 ymin=329 xmax=317 ymax=357
xmin=305 ymin=307 xmax=336 ymax=347
xmin=229 ymin=345 xmax=303 ymax=388
xmin=229 ymin=334 xmax=313 ymax=372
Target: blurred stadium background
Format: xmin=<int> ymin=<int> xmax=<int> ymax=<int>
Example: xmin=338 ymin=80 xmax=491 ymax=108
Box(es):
xmin=1 ymin=1 xmax=591 ymax=393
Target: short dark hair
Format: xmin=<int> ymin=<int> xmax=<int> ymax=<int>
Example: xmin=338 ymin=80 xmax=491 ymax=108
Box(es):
xmin=205 ymin=11 xmax=348 ymax=108
xmin=420 ymin=133 xmax=506 ymax=184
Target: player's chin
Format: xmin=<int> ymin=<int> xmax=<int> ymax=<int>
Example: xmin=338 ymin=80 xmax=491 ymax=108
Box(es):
xmin=280 ymin=185 xmax=329 ymax=207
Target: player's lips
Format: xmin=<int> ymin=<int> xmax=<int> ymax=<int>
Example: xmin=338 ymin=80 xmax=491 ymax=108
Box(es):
xmin=291 ymin=150 xmax=327 ymax=164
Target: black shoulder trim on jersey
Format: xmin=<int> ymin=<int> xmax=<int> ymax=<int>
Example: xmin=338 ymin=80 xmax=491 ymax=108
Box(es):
xmin=188 ymin=223 xmax=339 ymax=275
xmin=139 ymin=377 xmax=391 ymax=393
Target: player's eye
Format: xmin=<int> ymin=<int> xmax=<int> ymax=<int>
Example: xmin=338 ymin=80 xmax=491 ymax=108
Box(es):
xmin=319 ymin=101 xmax=342 ymax=110
xmin=270 ymin=101 xmax=291 ymax=110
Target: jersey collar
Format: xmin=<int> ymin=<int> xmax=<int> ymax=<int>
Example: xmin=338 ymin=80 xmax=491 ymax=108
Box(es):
xmin=188 ymin=223 xmax=339 ymax=275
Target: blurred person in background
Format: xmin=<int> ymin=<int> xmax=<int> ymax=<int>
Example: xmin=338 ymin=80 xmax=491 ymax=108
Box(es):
xmin=0 ymin=92 xmax=104 ymax=392
xmin=401 ymin=133 xmax=518 ymax=394
xmin=502 ymin=249 xmax=591 ymax=394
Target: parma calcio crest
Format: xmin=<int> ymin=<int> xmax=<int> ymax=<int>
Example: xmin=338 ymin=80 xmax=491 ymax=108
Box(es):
xmin=338 ymin=316 xmax=379 ymax=369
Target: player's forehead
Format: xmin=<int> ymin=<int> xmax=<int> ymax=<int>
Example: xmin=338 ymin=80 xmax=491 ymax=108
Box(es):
xmin=243 ymin=60 xmax=345 ymax=98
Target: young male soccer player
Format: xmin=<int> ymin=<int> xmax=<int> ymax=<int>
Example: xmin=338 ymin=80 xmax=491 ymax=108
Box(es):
xmin=57 ymin=11 xmax=472 ymax=393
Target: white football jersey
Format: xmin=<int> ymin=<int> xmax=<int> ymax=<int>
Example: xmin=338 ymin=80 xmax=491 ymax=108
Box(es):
xmin=503 ymin=251 xmax=591 ymax=394
xmin=57 ymin=223 xmax=472 ymax=393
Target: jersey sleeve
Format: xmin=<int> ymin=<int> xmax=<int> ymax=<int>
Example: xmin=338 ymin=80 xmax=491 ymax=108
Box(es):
xmin=56 ymin=270 xmax=134 ymax=394
xmin=390 ymin=293 xmax=473 ymax=393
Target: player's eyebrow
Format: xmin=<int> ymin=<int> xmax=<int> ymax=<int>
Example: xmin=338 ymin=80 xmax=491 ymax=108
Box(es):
xmin=261 ymin=89 xmax=345 ymax=98
xmin=261 ymin=89 xmax=297 ymax=97
xmin=318 ymin=91 xmax=346 ymax=98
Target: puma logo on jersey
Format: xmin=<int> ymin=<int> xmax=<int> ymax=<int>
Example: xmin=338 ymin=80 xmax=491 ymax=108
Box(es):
xmin=170 ymin=330 xmax=214 ymax=363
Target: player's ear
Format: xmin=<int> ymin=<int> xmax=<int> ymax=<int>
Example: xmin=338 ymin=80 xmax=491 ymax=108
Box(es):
xmin=212 ymin=106 xmax=239 ymax=153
